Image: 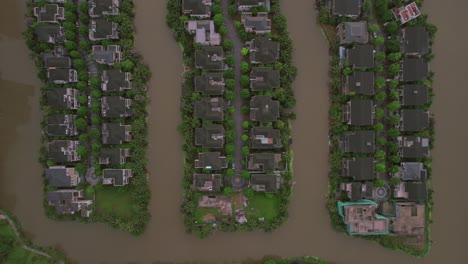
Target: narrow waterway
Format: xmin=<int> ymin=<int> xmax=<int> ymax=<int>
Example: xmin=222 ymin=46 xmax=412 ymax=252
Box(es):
xmin=0 ymin=0 xmax=466 ymax=263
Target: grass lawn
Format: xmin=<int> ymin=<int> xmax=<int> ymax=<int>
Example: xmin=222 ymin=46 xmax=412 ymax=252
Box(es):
xmin=194 ymin=207 xmax=221 ymax=223
xmin=95 ymin=187 xmax=135 ymax=220
xmin=245 ymin=193 xmax=280 ymax=221
xmin=0 ymin=221 xmax=49 ymax=264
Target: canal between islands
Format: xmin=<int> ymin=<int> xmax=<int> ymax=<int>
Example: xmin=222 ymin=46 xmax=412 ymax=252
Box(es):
xmin=0 ymin=0 xmax=466 ymax=263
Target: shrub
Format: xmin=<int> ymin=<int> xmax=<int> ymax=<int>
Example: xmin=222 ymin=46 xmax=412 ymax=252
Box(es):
xmin=241 ymin=170 xmax=250 ymax=180
xmin=374 ymin=178 xmax=385 ymax=187
xmin=390 ymin=177 xmax=401 ymax=186
xmin=369 ymin=24 xmax=378 ymax=33
xmin=242 ymin=121 xmax=250 ymax=129
xmin=241 ymin=47 xmax=249 ymax=56
xmin=241 ymin=146 xmax=250 ymax=156
xmin=375 ymin=150 xmax=385 ymax=160
xmin=223 ymin=187 xmax=233 ymax=196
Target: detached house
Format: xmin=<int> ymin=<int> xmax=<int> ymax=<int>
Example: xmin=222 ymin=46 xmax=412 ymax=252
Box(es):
xmin=102 ymin=123 xmax=132 ymax=144
xmin=194 ymin=46 xmax=225 ymax=70
xmin=194 ymin=152 xmax=228 ymax=170
xmin=195 ymin=125 xmax=225 ymax=149
xmin=250 ymin=96 xmax=280 ymax=122
xmin=342 ymin=157 xmax=375 ymax=181
xmin=400 ymin=26 xmax=429 ymax=56
xmin=185 ymin=20 xmax=220 ymax=46
xmin=397 ymin=136 xmax=429 ymax=158
xmin=250 ymin=67 xmax=280 ymax=91
xmin=47 ymin=114 xmax=78 ymax=136
xmin=194 ymin=73 xmax=225 ymax=95
xmin=89 ymin=0 xmax=120 ymax=18
xmin=103 ymin=169 xmax=133 ymax=186
xmin=399 ymin=109 xmax=429 ymax=132
xmin=343 ymin=71 xmax=374 ymax=95
xmin=194 ymin=97 xmax=227 ymax=121
xmin=337 ymin=201 xmax=389 ymax=235
xmin=394 ymin=162 xmax=426 ymax=181
xmin=92 ymin=45 xmax=122 ymax=65
xmin=237 ymin=0 xmax=268 ymax=11
xmin=192 ymin=174 xmax=223 ymax=192
xmin=343 ymin=99 xmax=375 ymax=126
xmin=400 ymin=58 xmax=428 ymax=82
xmin=394 ymin=182 xmax=427 ymax=202
xmin=400 ymin=85 xmax=428 ymax=106
xmin=34 ymin=4 xmax=64 ymax=23
xmin=248 ymin=38 xmax=280 ymax=64
xmin=101 ymin=96 xmax=132 ymax=118
xmin=248 ymin=153 xmax=283 ymax=172
xmin=34 ymin=24 xmax=65 ymax=43
xmin=250 ymin=174 xmax=280 ymax=193
xmin=345 ymin=45 xmax=374 ymax=69
xmin=89 ymin=18 xmax=119 ymax=41
xmin=340 ymin=182 xmax=374 ymax=201
xmin=48 ymin=140 xmax=80 ymax=162
xmin=47 ymin=190 xmax=93 ymax=217
xmin=337 ymin=22 xmax=368 ymax=44
xmin=241 ymin=12 xmax=271 ymax=34
xmin=44 ymin=48 xmax=77 ymax=84
xmin=341 ymin=131 xmax=375 ymax=154
xmin=46 ymin=166 xmax=80 ymax=188
xmin=101 ymin=70 xmax=132 ymax=92
xmin=182 ymin=0 xmax=212 ymax=18
xmin=47 ymin=69 xmax=78 ymax=84
xmin=332 ymin=0 xmax=362 ymax=18
xmin=99 ymin=148 xmax=130 ymax=165
xmin=47 ymin=88 xmax=79 ymax=110
xmin=250 ymin=126 xmax=281 ymax=150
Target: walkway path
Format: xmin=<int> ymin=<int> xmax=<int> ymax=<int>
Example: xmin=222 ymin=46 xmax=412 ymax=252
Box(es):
xmin=221 ymin=0 xmax=245 ymax=191
xmin=0 ymin=211 xmax=53 ymax=260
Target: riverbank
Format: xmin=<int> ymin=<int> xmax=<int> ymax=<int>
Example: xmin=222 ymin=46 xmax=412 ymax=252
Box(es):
xmin=317 ymin=0 xmax=436 ymax=256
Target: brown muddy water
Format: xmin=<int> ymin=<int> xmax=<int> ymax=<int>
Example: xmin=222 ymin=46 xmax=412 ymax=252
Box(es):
xmin=0 ymin=0 xmax=467 ymax=263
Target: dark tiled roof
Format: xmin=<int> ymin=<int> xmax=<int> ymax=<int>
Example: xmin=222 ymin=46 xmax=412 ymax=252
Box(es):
xmin=349 ymin=182 xmax=373 ymax=201
xmin=182 ymin=0 xmax=212 ymax=16
xmin=103 ymin=169 xmax=131 ymax=186
xmin=47 ymin=114 xmax=77 ymax=136
xmin=339 ymin=22 xmax=368 ymax=44
xmin=47 ymin=190 xmax=86 ymax=215
xmin=242 ymin=13 xmax=271 ymax=32
xmin=102 ymin=123 xmax=131 ymax=145
xmin=249 ymin=38 xmax=280 ymax=64
xmin=402 ymin=58 xmax=429 ymax=82
xmin=398 ymin=136 xmax=430 ymax=158
xmin=399 ymin=162 xmax=426 ymax=181
xmin=400 ymin=109 xmax=429 ymax=132
xmin=194 ymin=73 xmax=225 ymax=95
xmin=341 ymin=130 xmax=375 ymax=153
xmin=401 ymin=85 xmax=428 ymax=106
xmin=404 ymin=182 xmax=427 ymax=202
xmin=194 ymin=152 xmax=228 ymax=170
xmin=90 ymin=18 xmax=118 ymax=40
xmin=195 ymin=125 xmax=225 ymax=149
xmin=47 ymin=88 xmax=78 ymax=109
xmin=89 ymin=0 xmax=119 ymax=17
xmin=345 ymin=71 xmax=374 ymax=95
xmin=102 ymin=70 xmax=131 ymax=92
xmin=194 ymin=97 xmax=226 ymax=121
xmin=35 ymin=4 xmax=63 ymax=22
xmin=344 ymin=99 xmax=374 ymax=126
xmin=332 ymin=0 xmax=362 ymax=17
xmin=342 ymin=157 xmax=375 ymax=180
xmin=250 ymin=174 xmax=279 ymax=193
xmin=101 ymin=96 xmax=132 ymax=118
xmin=193 ymin=174 xmax=223 ymax=192
xmin=250 ymin=67 xmax=280 ymax=91
xmin=44 ymin=56 xmax=71 ymax=68
xmin=194 ymin=46 xmax=225 ymax=70
xmin=250 ymin=126 xmax=281 ymax=149
xmin=34 ymin=24 xmax=64 ymax=43
xmin=237 ymin=0 xmax=265 ymax=6
xmin=248 ymin=153 xmax=283 ymax=172
xmin=47 ymin=140 xmax=79 ymax=162
xmin=46 ymin=167 xmax=76 ymax=187
xmin=48 ymin=68 xmax=75 ymax=82
xmin=401 ymin=26 xmax=429 ymax=55
xmin=99 ymin=148 xmax=129 ymax=165
xmin=347 ymin=45 xmax=374 ymax=68
xmin=250 ymin=96 xmax=280 ymax=122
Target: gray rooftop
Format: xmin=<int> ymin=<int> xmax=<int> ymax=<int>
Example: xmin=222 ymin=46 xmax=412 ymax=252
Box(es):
xmin=48 ymin=140 xmax=80 ymax=163
xmin=338 ymin=22 xmax=368 ymax=44
xmin=103 ymin=169 xmax=132 ymax=186
xmin=399 ymin=162 xmax=426 ymax=181
xmin=44 ymin=56 xmax=71 ymax=68
xmin=250 ymin=174 xmax=280 ymax=193
xmin=102 ymin=70 xmax=132 ymax=92
xmin=342 ymin=157 xmax=375 ymax=181
xmin=47 ymin=114 xmax=78 ymax=136
xmin=34 ymin=4 xmax=64 ymax=22
xmin=47 ymin=88 xmax=79 ymax=109
xmin=249 ymin=38 xmax=280 ymax=64
xmin=347 ymin=182 xmax=374 ymax=201
xmin=47 ymin=68 xmax=76 ymax=83
xmin=99 ymin=148 xmax=129 ymax=165
xmin=332 ymin=0 xmax=362 ymax=17
xmin=194 ymin=152 xmax=228 ymax=170
xmin=344 ymin=71 xmax=374 ymax=95
xmin=400 ymin=109 xmax=429 ymax=132
xmin=102 ymin=123 xmax=131 ymax=145
xmin=182 ymin=0 xmax=212 ymax=17
xmin=403 ymin=182 xmax=428 ymax=202
xmin=402 ymin=58 xmax=429 ymax=82
xmin=237 ymin=0 xmax=266 ymax=6
xmin=398 ymin=136 xmax=430 ymax=158
xmin=34 ymin=24 xmax=64 ymax=43
xmin=89 ymin=18 xmax=119 ymax=40
xmin=89 ymin=0 xmax=119 ymax=17
xmin=46 ymin=167 xmax=78 ymax=187
xmin=343 ymin=99 xmax=374 ymax=126
xmin=92 ymin=45 xmax=122 ymax=65
xmin=250 ymin=126 xmax=282 ymax=149
xmin=47 ymin=190 xmax=89 ymax=216
xmin=401 ymin=26 xmax=429 ymax=55
xmin=400 ymin=85 xmax=428 ymax=106
xmin=101 ymin=96 xmax=132 ymax=118
xmin=194 ymin=97 xmax=226 ymax=121
xmin=250 ymin=96 xmax=280 ymax=122
xmin=242 ymin=13 xmax=271 ymax=33
xmin=195 ymin=125 xmax=225 ymax=149
xmin=194 ymin=73 xmax=225 ymax=95
xmin=250 ymin=67 xmax=280 ymax=91
xmin=248 ymin=153 xmax=283 ymax=172
xmin=341 ymin=131 xmax=375 ymax=153
xmin=194 ymin=46 xmax=225 ymax=70
xmin=347 ymin=45 xmax=374 ymax=69
xmin=193 ymin=174 xmax=223 ymax=192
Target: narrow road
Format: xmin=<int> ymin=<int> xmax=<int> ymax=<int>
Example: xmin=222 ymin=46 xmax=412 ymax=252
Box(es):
xmin=221 ymin=0 xmax=245 ymax=191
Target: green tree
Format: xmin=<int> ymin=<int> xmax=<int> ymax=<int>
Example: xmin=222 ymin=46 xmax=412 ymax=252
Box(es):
xmin=226 ymin=168 xmax=235 ymax=177
xmin=375 ymin=64 xmax=384 ymax=73
xmin=375 ymin=91 xmax=387 ymax=102
xmin=242 ymin=121 xmax=250 ymax=129
xmin=119 ymin=60 xmax=135 ymax=71
xmin=387 ymin=115 xmax=400 ymax=125
xmin=213 ymin=14 xmax=224 ymax=27
xmin=223 ymin=187 xmax=233 ymax=196
xmin=240 ymin=75 xmax=250 ymax=87
xmin=244 ymin=188 xmax=254 ymax=198
xmin=91 ymin=90 xmax=102 ymax=99
xmin=223 ymin=39 xmax=234 ymax=51
xmin=75 ymin=117 xmax=88 ymax=131
xmin=242 ymin=134 xmax=249 ymax=141
xmin=78 ymin=95 xmax=87 ymax=105
xmin=387 ymin=101 xmax=401 ymax=112
xmin=375 ymin=52 xmax=386 ymax=62
xmin=390 ymin=155 xmax=401 ymax=164
xmin=385 ymin=21 xmax=398 ymax=34
xmin=225 ymin=91 xmax=235 ymax=100
xmin=387 ymin=128 xmax=400 ymax=137
xmin=76 ymin=81 xmax=87 ymax=90
xmin=241 ymin=47 xmax=249 ymax=56
xmin=342 ymin=67 xmax=353 ymax=76
xmin=225 ymin=78 xmax=235 ymax=89
xmin=79 ymin=134 xmax=89 ymax=143
xmin=388 ymin=79 xmax=399 ymax=89
xmin=390 ymin=177 xmax=401 ymax=186
xmin=375 ymin=150 xmax=385 ymax=160
xmin=225 ymin=54 xmax=234 ymax=66
xmin=75 ymin=163 xmax=87 ymax=174
xmin=388 ymin=63 xmax=401 ymax=75
xmin=387 ymin=52 xmax=402 ymax=62
xmin=375 ymin=108 xmax=385 ymax=119
xmin=228 ymin=5 xmax=238 ymax=16
xmin=241 ymin=146 xmax=250 ymax=156
xmin=376 ymin=136 xmax=387 ymax=146
xmin=241 ymin=89 xmax=250 ymax=99
xmin=241 ymin=170 xmax=250 ymax=180
xmin=70 ymin=50 xmax=81 ymax=59
xmin=375 ymin=76 xmax=386 ymax=89
xmin=374 ymin=122 xmax=384 ymax=132
xmin=90 ymin=128 xmax=100 ymax=139
xmin=240 ymin=62 xmax=250 ymax=73
xmin=219 ymin=25 xmax=227 ymax=35
xmin=92 ymin=116 xmax=101 ymax=125
xmin=369 ymin=24 xmax=379 ymax=33
xmin=224 ymin=69 xmax=234 ymax=79
xmin=226 ymin=143 xmax=235 ymax=155
xmin=73 ymin=59 xmax=86 ymax=70
xmin=65 ymin=40 xmax=77 ymax=51
xmin=77 ymin=106 xmax=88 ymax=117
xmin=212 ymin=5 xmax=222 ymax=15
xmin=91 ymin=102 xmax=100 ymax=113
xmin=374 ymin=178 xmax=385 ymax=186
xmin=77 ymin=146 xmax=88 ymax=156
xmin=386 ymin=40 xmax=400 ymax=53
xmin=373 ymin=36 xmax=384 ymax=46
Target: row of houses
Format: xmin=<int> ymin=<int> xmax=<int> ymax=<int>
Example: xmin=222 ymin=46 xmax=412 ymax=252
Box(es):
xmin=329 ymin=1 xmax=430 ymax=237
xmin=34 ymin=0 xmax=136 ymax=218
